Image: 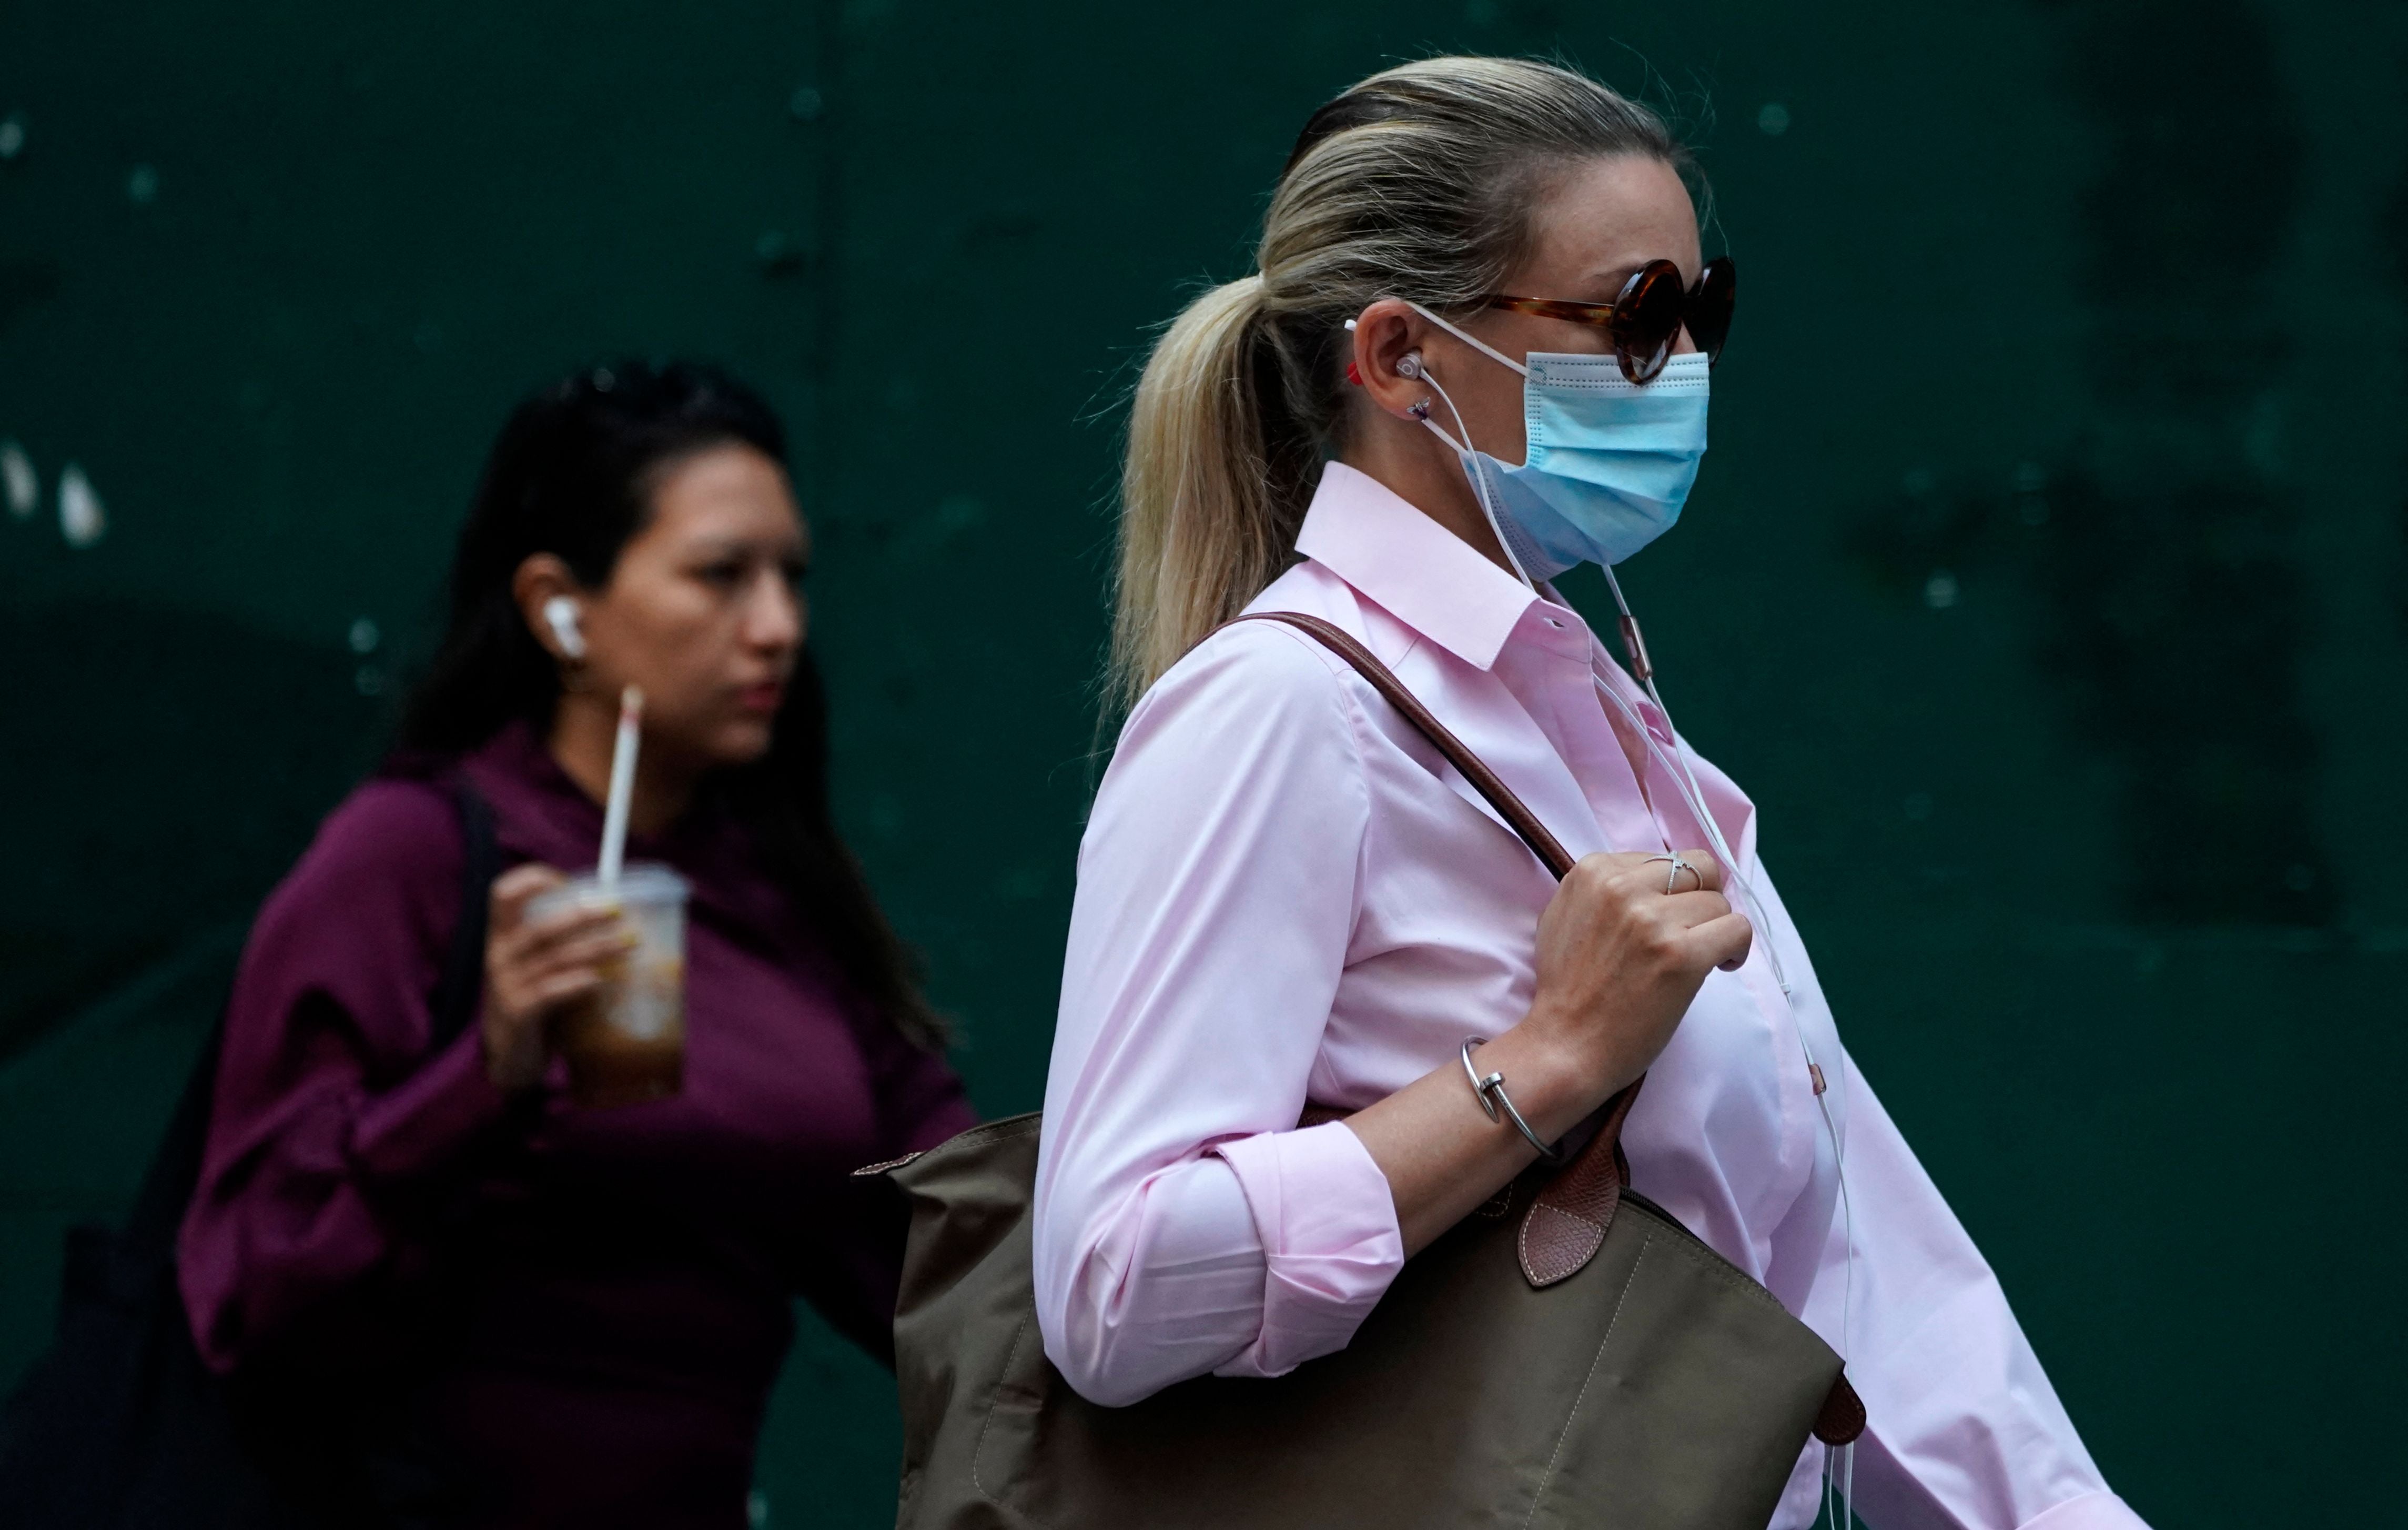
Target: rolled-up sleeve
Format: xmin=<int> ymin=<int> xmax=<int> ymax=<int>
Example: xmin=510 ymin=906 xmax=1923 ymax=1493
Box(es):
xmin=1209 ymin=1121 xmax=1403 ymax=1378
xmin=1033 ymin=623 xmax=1404 ymax=1407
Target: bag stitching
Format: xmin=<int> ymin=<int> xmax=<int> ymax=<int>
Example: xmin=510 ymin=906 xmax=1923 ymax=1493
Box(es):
xmin=917 ymin=1114 xmax=1045 ymax=1166
xmin=1520 ymin=1228 xmax=1654 ymax=1530
xmin=863 ymin=1116 xmax=1043 ymax=1180
xmin=972 ymin=1310 xmax=1037 ymax=1518
xmin=1620 ymin=1201 xmax=1787 ymax=1316
xmin=955 ymin=1114 xmax=1044 ymax=1146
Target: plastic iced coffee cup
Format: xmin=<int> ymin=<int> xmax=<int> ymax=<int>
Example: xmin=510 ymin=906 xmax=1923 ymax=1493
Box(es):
xmin=528 ymin=863 xmax=690 ymax=1108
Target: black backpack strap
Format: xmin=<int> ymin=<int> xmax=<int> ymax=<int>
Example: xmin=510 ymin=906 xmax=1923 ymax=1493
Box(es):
xmin=116 ymin=1019 xmax=233 ymax=1272
xmin=426 ymin=777 xmax=499 ymax=1049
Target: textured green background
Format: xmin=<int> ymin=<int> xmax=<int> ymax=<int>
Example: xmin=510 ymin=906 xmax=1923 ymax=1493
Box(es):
xmin=4 ymin=3 xmax=2404 ymax=1525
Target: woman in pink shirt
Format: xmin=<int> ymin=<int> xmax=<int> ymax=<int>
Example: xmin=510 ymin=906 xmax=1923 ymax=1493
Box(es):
xmin=1033 ymin=57 xmax=2148 ymax=1530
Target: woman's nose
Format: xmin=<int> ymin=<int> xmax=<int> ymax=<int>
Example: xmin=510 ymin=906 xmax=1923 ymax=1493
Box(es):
xmin=745 ymin=577 xmax=804 ymax=651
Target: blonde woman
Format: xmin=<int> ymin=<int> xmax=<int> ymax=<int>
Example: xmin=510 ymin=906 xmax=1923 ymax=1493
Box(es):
xmin=1032 ymin=57 xmax=2146 ymax=1530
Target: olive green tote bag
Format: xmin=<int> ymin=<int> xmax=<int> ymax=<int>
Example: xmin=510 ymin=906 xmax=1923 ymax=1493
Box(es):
xmin=864 ymin=613 xmax=1864 ymax=1530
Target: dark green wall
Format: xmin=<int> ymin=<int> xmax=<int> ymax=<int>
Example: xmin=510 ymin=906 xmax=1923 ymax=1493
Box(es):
xmin=4 ymin=3 xmax=2404 ymax=1525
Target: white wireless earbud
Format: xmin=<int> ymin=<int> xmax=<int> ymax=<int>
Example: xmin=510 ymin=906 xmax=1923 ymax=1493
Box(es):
xmin=541 ymin=595 xmax=586 ymax=660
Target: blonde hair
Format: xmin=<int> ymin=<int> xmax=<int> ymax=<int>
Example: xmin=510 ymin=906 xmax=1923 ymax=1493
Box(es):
xmin=1109 ymin=56 xmax=1689 ymax=710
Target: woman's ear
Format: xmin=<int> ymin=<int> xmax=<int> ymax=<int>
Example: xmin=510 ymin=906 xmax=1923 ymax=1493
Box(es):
xmin=1348 ymin=299 xmax=1435 ymax=420
xmin=512 ymin=553 xmax=588 ymax=663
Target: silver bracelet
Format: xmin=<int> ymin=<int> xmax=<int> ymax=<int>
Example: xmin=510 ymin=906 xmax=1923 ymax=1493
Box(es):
xmin=1459 ymin=1038 xmax=1568 ymax=1164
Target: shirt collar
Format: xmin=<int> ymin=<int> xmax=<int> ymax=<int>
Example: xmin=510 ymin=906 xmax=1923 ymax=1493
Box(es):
xmin=1293 ymin=462 xmax=1545 ymax=672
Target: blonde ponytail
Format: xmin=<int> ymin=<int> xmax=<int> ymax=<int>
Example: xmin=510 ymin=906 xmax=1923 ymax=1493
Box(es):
xmin=1112 ymin=276 xmax=1318 ymax=713
xmin=1106 ymin=56 xmax=1691 ymax=711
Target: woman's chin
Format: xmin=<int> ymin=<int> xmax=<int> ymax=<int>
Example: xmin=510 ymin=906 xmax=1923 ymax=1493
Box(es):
xmin=708 ymin=717 xmax=778 ymax=766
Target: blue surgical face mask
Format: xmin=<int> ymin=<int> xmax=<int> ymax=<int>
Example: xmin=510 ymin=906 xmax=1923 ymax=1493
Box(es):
xmin=1402 ymin=303 xmax=1710 ymax=583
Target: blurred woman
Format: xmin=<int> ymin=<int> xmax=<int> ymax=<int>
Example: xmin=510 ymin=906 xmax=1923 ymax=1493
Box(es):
xmin=179 ymin=360 xmax=972 ymax=1528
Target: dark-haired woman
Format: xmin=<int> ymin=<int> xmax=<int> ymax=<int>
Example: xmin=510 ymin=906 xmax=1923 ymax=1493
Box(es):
xmin=178 ymin=361 xmax=972 ymax=1528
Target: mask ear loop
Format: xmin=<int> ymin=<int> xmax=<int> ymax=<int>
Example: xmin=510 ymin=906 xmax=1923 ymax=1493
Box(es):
xmin=1345 ymin=316 xmax=1537 ymax=590
xmin=1403 ymin=300 xmax=1530 ymax=378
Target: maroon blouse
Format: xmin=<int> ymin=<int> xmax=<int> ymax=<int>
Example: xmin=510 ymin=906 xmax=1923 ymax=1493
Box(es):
xmin=177 ymin=723 xmax=975 ymax=1527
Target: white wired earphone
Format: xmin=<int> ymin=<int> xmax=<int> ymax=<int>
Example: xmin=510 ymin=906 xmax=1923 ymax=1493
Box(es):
xmin=1584 ymin=566 xmax=1860 ymax=1526
xmin=1362 ymin=320 xmax=1860 ymax=1519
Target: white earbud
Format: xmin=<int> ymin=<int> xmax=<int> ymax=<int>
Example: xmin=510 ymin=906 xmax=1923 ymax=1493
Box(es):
xmin=1395 ymin=350 xmax=1425 ymax=380
xmin=541 ymin=595 xmax=586 ymax=660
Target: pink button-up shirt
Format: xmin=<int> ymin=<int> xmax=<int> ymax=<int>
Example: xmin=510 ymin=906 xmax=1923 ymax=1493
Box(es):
xmin=1035 ymin=462 xmax=2147 ymax=1530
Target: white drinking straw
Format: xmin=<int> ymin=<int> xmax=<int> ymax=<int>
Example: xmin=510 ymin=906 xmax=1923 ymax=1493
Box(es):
xmin=598 ymin=685 xmax=643 ymax=888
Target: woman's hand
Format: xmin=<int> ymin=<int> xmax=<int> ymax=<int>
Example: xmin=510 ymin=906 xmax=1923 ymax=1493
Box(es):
xmin=1517 ymin=849 xmax=1753 ymax=1101
xmin=480 ymin=863 xmax=631 ymax=1092
xmin=1344 ymin=848 xmax=1751 ymax=1254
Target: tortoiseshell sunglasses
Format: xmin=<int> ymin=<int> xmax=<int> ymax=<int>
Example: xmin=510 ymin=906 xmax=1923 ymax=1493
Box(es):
xmin=1485 ymin=256 xmax=1736 ymax=384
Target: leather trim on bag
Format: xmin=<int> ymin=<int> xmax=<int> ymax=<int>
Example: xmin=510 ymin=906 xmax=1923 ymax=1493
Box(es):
xmin=1812 ymin=1374 xmax=1866 ymax=1445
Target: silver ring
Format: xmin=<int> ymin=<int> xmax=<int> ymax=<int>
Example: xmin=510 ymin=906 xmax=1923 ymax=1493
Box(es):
xmin=1645 ymin=852 xmax=1701 ymax=895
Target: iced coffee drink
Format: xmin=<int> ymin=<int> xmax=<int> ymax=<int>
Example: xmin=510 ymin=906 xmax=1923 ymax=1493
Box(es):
xmin=529 ymin=864 xmax=690 ymax=1108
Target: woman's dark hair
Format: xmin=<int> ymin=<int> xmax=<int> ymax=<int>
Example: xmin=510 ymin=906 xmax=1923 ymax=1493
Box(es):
xmin=397 ymin=358 xmax=945 ymax=1049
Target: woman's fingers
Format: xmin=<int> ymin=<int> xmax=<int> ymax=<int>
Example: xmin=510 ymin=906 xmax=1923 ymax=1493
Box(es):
xmin=1657 ymin=889 xmax=1733 ymax=928
xmin=1643 ymin=850 xmax=1721 ymax=895
xmin=513 ymin=934 xmax=633 ymax=995
xmin=555 ymin=925 xmax=638 ymax=968
xmin=485 ymin=859 xmax=626 ymax=1031
xmin=1687 ymin=911 xmax=1755 ymax=972
xmin=524 ymin=969 xmax=604 ymax=1008
xmin=516 ymin=913 xmax=630 ymax=966
xmin=503 ymin=905 xmax=624 ymax=968
xmin=1666 ymin=850 xmax=1723 ymax=893
xmin=1593 ymin=849 xmax=1725 ymax=897
xmin=1654 ymin=852 xmax=1742 ymax=967
xmin=481 ymin=864 xmax=610 ymax=1090
xmin=490 ymin=867 xmax=621 ymax=965
xmin=490 ymin=863 xmax=566 ymax=932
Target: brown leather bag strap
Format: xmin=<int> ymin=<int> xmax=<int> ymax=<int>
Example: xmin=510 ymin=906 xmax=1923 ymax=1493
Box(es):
xmin=1233 ymin=611 xmax=1633 ymax=1289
